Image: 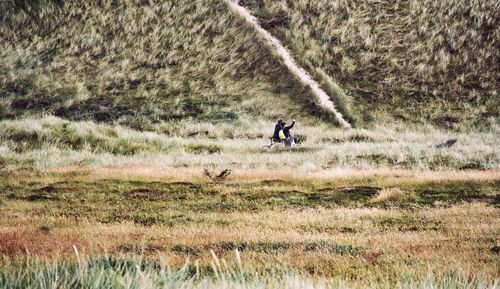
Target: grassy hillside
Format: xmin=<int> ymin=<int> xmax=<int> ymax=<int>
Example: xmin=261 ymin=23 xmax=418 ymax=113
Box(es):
xmin=243 ymin=0 xmax=499 ymax=127
xmin=0 ymin=0 xmax=333 ymax=130
xmin=1 ymin=0 xmax=498 ymax=129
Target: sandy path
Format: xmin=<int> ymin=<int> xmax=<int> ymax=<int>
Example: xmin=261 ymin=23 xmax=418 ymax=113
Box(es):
xmin=223 ymin=0 xmax=351 ymax=128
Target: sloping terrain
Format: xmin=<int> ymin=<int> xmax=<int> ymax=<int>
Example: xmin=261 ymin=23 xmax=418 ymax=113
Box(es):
xmin=223 ymin=0 xmax=351 ymax=127
xmin=0 ymin=0 xmax=335 ymax=130
xmin=1 ymin=0 xmax=498 ymax=129
xmin=243 ymin=0 xmax=499 ymax=127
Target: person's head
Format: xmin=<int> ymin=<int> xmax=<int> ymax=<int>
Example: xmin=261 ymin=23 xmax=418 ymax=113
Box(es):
xmin=277 ymin=119 xmax=283 ymax=125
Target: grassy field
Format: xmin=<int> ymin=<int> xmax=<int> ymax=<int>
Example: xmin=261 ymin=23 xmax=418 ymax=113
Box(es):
xmin=1 ymin=0 xmax=499 ymax=287
xmin=0 ymin=118 xmax=499 ymax=288
xmin=0 ymin=117 xmax=499 ymax=172
xmin=0 ymin=121 xmax=499 ymax=289
xmin=0 ymin=167 xmax=499 ymax=288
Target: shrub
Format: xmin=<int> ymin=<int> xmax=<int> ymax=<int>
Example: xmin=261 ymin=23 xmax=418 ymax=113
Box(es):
xmin=186 ymin=144 xmax=222 ymax=154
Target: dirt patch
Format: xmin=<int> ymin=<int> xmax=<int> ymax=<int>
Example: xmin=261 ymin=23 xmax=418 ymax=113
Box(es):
xmin=32 ymin=185 xmax=58 ymax=193
xmin=25 ymin=194 xmax=59 ymax=201
xmin=168 ymin=181 xmax=200 ymax=189
xmin=337 ymin=186 xmax=381 ymax=195
xmin=0 ymin=230 xmax=86 ymax=257
xmin=260 ymin=179 xmax=287 ymax=186
xmin=126 ymin=189 xmax=166 ymax=201
xmin=31 ymin=183 xmax=77 ymax=194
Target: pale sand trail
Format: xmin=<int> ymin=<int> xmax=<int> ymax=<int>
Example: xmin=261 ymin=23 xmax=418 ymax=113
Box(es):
xmin=223 ymin=0 xmax=351 ymax=128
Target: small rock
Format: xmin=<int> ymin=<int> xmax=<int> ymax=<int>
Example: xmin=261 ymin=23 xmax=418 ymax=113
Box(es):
xmin=435 ymin=138 xmax=457 ymax=148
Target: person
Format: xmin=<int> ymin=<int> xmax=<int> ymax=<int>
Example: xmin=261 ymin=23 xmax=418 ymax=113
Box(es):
xmin=272 ymin=119 xmax=285 ymax=143
xmin=282 ymin=119 xmax=296 ymax=146
xmin=282 ymin=119 xmax=295 ymax=139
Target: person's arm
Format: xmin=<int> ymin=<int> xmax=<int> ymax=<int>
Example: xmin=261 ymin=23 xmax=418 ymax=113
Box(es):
xmin=284 ymin=120 xmax=295 ymax=130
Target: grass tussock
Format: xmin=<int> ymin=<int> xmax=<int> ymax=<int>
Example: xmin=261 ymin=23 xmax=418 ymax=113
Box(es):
xmin=0 ymin=116 xmax=172 ymax=155
xmin=0 ymin=255 xmax=498 ymax=289
xmin=187 ymin=144 xmax=222 ymax=155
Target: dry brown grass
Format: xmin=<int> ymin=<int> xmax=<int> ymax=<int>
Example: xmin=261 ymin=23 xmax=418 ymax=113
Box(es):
xmin=0 ymin=230 xmax=87 ymax=257
xmin=1 ymin=202 xmax=498 ymax=277
xmin=0 ymin=165 xmax=498 ymax=281
xmin=370 ymin=188 xmax=415 ymax=203
xmin=44 ymin=165 xmax=500 ymax=183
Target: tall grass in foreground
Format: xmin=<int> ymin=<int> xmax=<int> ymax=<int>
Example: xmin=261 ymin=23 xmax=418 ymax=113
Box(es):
xmin=1 ymin=254 xmax=498 ymax=289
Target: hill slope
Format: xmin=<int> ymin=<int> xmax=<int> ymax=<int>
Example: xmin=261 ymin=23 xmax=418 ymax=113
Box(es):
xmin=1 ymin=0 xmax=334 ymax=130
xmin=1 ymin=0 xmax=498 ymax=129
xmin=243 ymin=0 xmax=499 ymax=127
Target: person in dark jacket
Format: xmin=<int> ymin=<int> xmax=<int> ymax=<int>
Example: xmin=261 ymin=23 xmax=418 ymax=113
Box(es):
xmin=282 ymin=119 xmax=296 ymax=147
xmin=282 ymin=119 xmax=295 ymax=139
xmin=272 ymin=119 xmax=285 ymax=143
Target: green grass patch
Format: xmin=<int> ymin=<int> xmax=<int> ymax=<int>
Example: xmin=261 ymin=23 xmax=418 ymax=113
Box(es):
xmin=0 ymin=256 xmax=497 ymax=288
xmin=171 ymin=240 xmax=363 ymax=256
xmin=186 ymin=144 xmax=222 ymax=154
xmin=0 ymin=177 xmax=497 ymax=223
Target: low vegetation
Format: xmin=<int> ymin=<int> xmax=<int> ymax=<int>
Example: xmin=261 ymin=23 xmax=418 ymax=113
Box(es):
xmin=0 ymin=117 xmax=498 ymax=287
xmin=0 ymin=117 xmax=498 ymax=172
xmin=0 ymin=171 xmax=499 ymax=287
xmin=1 ymin=256 xmax=498 ymax=289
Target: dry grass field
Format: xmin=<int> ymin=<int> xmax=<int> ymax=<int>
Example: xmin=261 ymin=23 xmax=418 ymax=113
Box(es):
xmin=0 ymin=166 xmax=499 ymax=288
xmin=1 ymin=0 xmax=499 ymax=288
xmin=0 ymin=118 xmax=499 ymax=287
